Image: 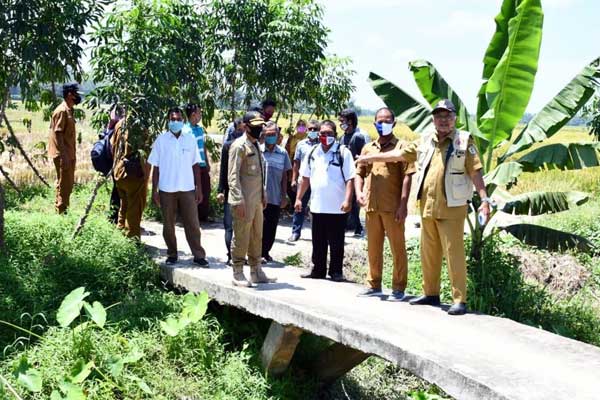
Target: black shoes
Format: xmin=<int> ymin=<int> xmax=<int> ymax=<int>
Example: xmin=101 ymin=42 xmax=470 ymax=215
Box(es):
xmin=261 ymin=254 xmax=273 ymax=264
xmin=409 ymin=295 xmax=441 ymax=306
xmin=165 ymin=256 xmax=178 ymax=265
xmin=193 ymin=257 xmax=209 ymax=268
xmin=448 ymin=303 xmax=467 ymax=315
xmin=357 ymin=287 xmax=383 ymax=297
xmin=300 ymin=271 xmax=325 ymax=279
xmin=329 ymin=273 xmax=345 ymax=282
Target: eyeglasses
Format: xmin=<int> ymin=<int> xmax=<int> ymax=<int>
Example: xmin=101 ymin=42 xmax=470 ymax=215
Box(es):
xmin=308 ymin=127 xmax=319 ymax=132
xmin=433 ymin=114 xmax=455 ymax=122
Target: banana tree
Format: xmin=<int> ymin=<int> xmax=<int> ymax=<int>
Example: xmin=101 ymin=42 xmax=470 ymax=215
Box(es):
xmin=369 ymin=0 xmax=600 ymax=254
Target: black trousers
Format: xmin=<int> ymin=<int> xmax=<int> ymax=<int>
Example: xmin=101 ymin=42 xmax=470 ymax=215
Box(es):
xmin=311 ymin=213 xmax=347 ymax=277
xmin=262 ymin=203 xmax=281 ymax=257
xmin=109 ymin=177 xmax=120 ymax=224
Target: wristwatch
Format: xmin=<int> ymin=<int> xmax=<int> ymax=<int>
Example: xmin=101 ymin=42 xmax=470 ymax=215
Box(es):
xmin=481 ymin=197 xmax=495 ymax=206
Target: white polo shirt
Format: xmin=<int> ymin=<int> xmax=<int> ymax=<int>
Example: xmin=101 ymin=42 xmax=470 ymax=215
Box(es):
xmin=299 ymin=143 xmax=355 ymax=214
xmin=147 ymin=130 xmax=201 ymax=193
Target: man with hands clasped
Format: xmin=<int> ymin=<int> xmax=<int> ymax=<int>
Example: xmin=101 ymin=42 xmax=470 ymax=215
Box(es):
xmin=295 ymin=120 xmax=356 ymax=282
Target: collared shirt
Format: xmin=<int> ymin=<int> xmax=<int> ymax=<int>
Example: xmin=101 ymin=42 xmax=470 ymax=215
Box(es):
xmin=299 ymin=143 xmax=356 ymax=214
xmin=48 ymin=101 xmax=77 ymax=160
xmin=147 ymin=130 xmax=201 ymax=193
xmin=400 ymin=131 xmax=482 ymax=219
xmin=262 ymin=144 xmax=292 ymax=205
xmin=183 ymin=122 xmax=207 ymax=167
xmin=228 ymin=136 xmax=265 ymax=206
xmin=294 ymin=138 xmax=318 ymax=183
xmin=356 ymin=136 xmax=416 ymax=213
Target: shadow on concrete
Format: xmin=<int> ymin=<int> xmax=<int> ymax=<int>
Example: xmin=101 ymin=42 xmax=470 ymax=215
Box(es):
xmin=253 ymin=282 xmax=306 ymax=291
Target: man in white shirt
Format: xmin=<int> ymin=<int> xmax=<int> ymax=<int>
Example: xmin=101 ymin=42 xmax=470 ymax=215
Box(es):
xmin=148 ymin=107 xmax=208 ymax=267
xmin=294 ymin=120 xmax=356 ymax=282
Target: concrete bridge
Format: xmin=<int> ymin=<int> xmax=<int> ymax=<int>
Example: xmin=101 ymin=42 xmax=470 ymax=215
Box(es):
xmin=142 ymin=220 xmax=600 ymax=400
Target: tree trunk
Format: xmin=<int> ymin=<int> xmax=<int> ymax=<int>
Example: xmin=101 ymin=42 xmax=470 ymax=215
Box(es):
xmin=0 ymin=165 xmax=20 ymax=194
xmin=0 ymin=95 xmax=50 ymax=188
xmin=72 ymin=176 xmax=107 ymax=239
xmin=0 ymin=181 xmax=5 ymax=254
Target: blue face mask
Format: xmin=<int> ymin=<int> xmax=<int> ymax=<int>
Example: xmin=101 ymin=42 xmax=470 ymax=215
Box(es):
xmin=169 ymin=120 xmax=184 ymax=133
xmin=374 ymin=122 xmax=394 ymax=136
xmin=265 ymin=135 xmax=277 ymax=145
xmin=308 ymin=131 xmax=318 ymax=140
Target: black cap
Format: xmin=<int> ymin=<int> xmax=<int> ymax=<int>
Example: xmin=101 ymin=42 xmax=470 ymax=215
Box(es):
xmin=242 ymin=111 xmax=265 ymax=127
xmin=432 ymin=99 xmax=456 ymax=114
xmin=62 ymin=82 xmax=82 ymax=97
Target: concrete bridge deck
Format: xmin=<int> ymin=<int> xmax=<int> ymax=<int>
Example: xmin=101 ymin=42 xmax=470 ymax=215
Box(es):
xmin=142 ymin=220 xmax=600 ymax=400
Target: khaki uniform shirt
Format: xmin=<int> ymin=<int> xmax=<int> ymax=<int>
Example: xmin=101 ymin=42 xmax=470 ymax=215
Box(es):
xmin=357 ymin=136 xmax=416 ymax=213
xmin=228 ymin=136 xmax=265 ymax=207
xmin=48 ymin=101 xmax=76 ymax=160
xmin=111 ymin=120 xmax=145 ymax=181
xmin=400 ymin=133 xmax=482 ymax=219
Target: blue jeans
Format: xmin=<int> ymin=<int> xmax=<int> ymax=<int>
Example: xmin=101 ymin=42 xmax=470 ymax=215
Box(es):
xmin=223 ymin=203 xmax=233 ymax=259
xmin=291 ymin=188 xmax=311 ymax=236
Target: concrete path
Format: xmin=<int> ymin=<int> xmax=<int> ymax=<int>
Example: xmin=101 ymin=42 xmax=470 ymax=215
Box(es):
xmin=141 ymin=217 xmax=600 ymax=400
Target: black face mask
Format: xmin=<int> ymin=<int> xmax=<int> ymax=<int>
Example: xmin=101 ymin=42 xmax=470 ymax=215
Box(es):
xmin=249 ymin=126 xmax=262 ymax=139
xmin=74 ymin=94 xmax=82 ymax=105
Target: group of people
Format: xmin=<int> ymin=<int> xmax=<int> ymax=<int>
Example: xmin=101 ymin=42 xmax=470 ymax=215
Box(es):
xmin=48 ymin=81 xmax=491 ymax=316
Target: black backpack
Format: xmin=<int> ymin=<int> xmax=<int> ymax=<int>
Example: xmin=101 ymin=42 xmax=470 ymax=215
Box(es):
xmin=91 ymin=128 xmax=114 ymax=176
xmin=307 ymin=143 xmax=347 ymax=182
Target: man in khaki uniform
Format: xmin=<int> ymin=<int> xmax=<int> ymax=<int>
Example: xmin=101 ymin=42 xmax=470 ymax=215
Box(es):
xmin=48 ymin=82 xmax=82 ymax=214
xmin=228 ymin=111 xmax=276 ymax=287
xmin=355 ymin=107 xmax=415 ymax=301
xmin=358 ymin=99 xmax=491 ymax=315
xmin=111 ymin=118 xmax=148 ymax=239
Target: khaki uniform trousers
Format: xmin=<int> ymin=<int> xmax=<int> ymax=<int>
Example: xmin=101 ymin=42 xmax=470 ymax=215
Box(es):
xmin=420 ymin=217 xmax=467 ymax=303
xmin=159 ymin=191 xmax=206 ymax=259
xmin=232 ymin=200 xmax=263 ymax=268
xmin=53 ymin=157 xmax=75 ymax=214
xmin=366 ymin=211 xmax=408 ymax=291
xmin=115 ymin=176 xmax=147 ymax=239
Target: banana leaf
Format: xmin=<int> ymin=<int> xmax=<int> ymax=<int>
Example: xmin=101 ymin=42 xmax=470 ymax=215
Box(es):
xmin=408 ymin=59 xmax=486 ymax=151
xmin=368 ymin=72 xmax=433 ymax=133
xmin=518 ymin=142 xmax=600 ymax=171
xmin=477 ymin=0 xmax=519 ymax=124
xmin=478 ymin=0 xmax=544 ymax=155
xmin=501 ymin=223 xmax=595 ymax=253
xmin=484 ymin=161 xmax=524 ymax=188
xmin=502 ymin=57 xmax=600 ymax=160
xmin=502 ymin=191 xmax=588 ymax=215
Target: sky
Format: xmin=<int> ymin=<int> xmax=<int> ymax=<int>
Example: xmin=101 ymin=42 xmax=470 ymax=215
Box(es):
xmin=320 ymin=0 xmax=600 ymax=112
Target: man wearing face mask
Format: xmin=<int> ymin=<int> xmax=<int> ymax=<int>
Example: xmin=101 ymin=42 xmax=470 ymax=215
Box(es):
xmin=48 ymin=82 xmax=83 ymax=214
xmin=295 ymin=120 xmax=355 ymax=282
xmin=357 ymin=100 xmax=491 ymax=315
xmin=355 ymin=107 xmax=415 ymax=301
xmin=148 ymin=107 xmax=208 ymax=267
xmin=338 ymin=109 xmax=368 ymax=237
xmin=217 ymin=117 xmax=245 ymax=265
xmin=288 ymin=120 xmax=320 ymax=242
xmin=228 ymin=111 xmax=277 ymax=287
xmin=261 ymin=122 xmax=292 ymax=263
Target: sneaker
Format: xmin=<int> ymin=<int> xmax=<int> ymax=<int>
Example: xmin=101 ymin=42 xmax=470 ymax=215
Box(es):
xmin=357 ymin=287 xmax=383 ymax=297
xmin=448 ymin=303 xmax=467 ymax=315
xmin=288 ymin=233 xmax=300 ymax=242
xmin=165 ymin=256 xmax=178 ymax=265
xmin=388 ymin=290 xmax=405 ymax=302
xmin=193 ymin=257 xmax=209 ymax=268
xmin=329 ymin=273 xmax=345 ymax=282
xmin=226 ymin=258 xmax=232 ymax=266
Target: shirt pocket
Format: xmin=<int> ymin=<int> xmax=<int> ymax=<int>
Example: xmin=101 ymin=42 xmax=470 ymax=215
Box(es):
xmin=450 ymin=173 xmax=472 ymax=199
xmin=181 ymin=145 xmax=197 ymax=165
xmin=245 ymin=151 xmax=260 ymax=176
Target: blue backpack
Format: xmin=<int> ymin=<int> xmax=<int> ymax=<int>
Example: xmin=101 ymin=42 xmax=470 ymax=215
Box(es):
xmin=91 ymin=128 xmax=114 ymax=176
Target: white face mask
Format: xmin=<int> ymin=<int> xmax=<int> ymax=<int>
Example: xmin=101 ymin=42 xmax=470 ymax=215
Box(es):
xmin=380 ymin=122 xmax=394 ymax=136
